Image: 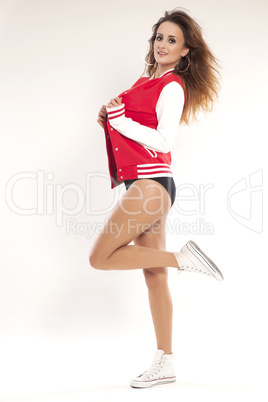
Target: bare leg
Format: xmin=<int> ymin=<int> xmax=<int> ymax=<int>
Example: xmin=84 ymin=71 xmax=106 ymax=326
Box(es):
xmin=144 ymin=269 xmax=173 ymax=354
xmin=134 ymin=212 xmax=173 ymax=355
xmin=89 ymin=179 xmax=179 ymax=271
xmin=96 ymin=244 xmax=178 ymax=270
xmin=90 ymin=179 xmax=176 ymax=353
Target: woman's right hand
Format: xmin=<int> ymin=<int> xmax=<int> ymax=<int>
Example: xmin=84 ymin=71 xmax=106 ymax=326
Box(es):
xmin=97 ymin=105 xmax=107 ymax=128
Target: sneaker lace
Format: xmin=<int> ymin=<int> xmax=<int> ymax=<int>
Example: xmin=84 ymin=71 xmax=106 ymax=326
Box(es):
xmin=180 ymin=265 xmax=211 ymax=276
xmin=179 ymin=251 xmax=211 ymax=276
xmin=140 ymin=358 xmax=162 ymax=377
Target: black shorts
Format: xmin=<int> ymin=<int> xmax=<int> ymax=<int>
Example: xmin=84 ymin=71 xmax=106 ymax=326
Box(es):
xmin=124 ymin=176 xmax=176 ymax=207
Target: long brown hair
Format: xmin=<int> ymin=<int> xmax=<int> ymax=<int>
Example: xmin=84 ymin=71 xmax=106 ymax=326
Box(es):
xmin=143 ymin=8 xmax=222 ymax=125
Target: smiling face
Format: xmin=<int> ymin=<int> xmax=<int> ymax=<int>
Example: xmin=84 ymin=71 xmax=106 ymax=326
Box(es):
xmin=153 ymin=21 xmax=189 ymax=74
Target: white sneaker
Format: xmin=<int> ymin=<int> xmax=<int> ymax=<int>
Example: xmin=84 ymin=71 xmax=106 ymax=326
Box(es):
xmin=174 ymin=240 xmax=224 ymax=281
xmin=130 ymin=349 xmax=176 ymax=388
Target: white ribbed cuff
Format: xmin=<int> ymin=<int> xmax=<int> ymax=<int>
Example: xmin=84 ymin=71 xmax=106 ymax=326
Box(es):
xmin=106 ymin=103 xmax=125 ymax=121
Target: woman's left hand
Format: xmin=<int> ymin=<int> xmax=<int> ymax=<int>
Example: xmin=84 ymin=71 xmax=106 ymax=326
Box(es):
xmin=107 ymin=96 xmax=123 ymax=109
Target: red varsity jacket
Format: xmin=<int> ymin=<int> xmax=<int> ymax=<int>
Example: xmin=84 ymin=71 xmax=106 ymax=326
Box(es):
xmin=102 ymin=70 xmax=185 ymax=189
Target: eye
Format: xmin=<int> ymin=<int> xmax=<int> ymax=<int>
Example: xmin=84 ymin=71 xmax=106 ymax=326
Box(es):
xmin=155 ymin=36 xmax=176 ymax=43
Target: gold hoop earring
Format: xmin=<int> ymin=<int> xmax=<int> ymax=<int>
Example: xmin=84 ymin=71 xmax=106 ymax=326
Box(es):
xmin=144 ymin=60 xmax=154 ymax=66
xmin=144 ymin=58 xmax=156 ymax=66
xmin=177 ymin=55 xmax=190 ymax=73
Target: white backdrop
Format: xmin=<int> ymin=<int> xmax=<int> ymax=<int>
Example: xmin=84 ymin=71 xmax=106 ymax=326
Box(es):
xmin=0 ymin=0 xmax=267 ymax=401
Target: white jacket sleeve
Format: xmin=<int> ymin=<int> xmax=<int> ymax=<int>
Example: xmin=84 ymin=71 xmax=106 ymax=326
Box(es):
xmin=106 ymin=81 xmax=184 ymax=153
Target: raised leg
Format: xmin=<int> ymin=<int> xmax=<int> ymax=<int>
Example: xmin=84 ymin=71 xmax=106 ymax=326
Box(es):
xmin=89 ymin=179 xmax=179 ymax=271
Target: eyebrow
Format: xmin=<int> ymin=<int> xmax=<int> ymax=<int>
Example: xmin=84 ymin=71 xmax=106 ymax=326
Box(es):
xmin=156 ymin=33 xmax=178 ymax=39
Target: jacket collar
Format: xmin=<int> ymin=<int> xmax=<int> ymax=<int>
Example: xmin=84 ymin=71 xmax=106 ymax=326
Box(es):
xmin=149 ymin=68 xmax=174 ymax=80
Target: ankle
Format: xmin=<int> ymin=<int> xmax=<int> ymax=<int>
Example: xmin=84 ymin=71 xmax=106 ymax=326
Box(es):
xmin=158 ymin=348 xmax=173 ymax=355
xmin=173 ymin=252 xmax=180 ymax=268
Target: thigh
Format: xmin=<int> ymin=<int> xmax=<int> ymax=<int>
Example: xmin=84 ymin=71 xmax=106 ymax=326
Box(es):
xmin=133 ymin=211 xmax=169 ymax=278
xmin=89 ymin=179 xmax=171 ymax=263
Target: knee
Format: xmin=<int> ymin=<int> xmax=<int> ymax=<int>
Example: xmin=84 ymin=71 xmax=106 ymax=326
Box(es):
xmin=143 ymin=269 xmax=168 ymax=289
xmin=89 ymin=252 xmax=109 ymax=270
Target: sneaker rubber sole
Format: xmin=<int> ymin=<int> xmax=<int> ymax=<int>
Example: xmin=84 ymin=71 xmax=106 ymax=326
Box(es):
xmin=185 ymin=241 xmax=224 ymax=281
xmin=130 ymin=376 xmax=176 ymax=388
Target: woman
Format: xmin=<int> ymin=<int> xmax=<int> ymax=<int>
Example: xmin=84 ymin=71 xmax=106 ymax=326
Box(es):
xmin=89 ymin=8 xmax=224 ymax=388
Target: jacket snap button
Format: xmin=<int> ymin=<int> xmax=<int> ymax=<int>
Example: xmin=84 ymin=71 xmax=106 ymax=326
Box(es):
xmin=115 ymin=148 xmax=118 ymax=151
xmin=119 ymin=169 xmax=122 ymax=171
xmin=111 ymin=128 xmax=113 ymax=131
xmin=120 ymin=176 xmax=123 ymax=179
